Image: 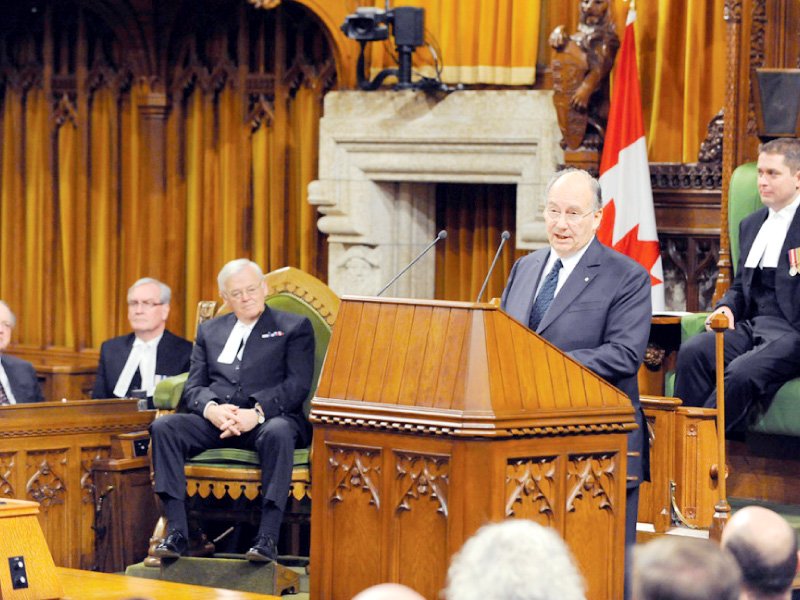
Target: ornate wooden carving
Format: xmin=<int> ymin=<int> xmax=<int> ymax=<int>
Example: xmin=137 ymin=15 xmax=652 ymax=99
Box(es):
xmin=0 ymin=452 xmax=15 ymax=497
xmin=698 ymin=109 xmax=725 ymax=165
xmin=327 ymin=445 xmax=381 ymax=509
xmin=650 ymin=164 xmax=722 ymax=191
xmin=747 ymin=0 xmax=768 ymax=139
xmin=394 ymin=452 xmax=449 ymax=517
xmin=26 ymin=451 xmax=68 ymax=510
xmin=80 ymin=447 xmax=110 ymax=505
xmin=549 ymin=0 xmax=619 ymax=153
xmin=566 ymin=454 xmax=616 ymax=513
xmin=661 ymin=235 xmax=720 ymax=312
xmin=505 ymin=456 xmax=557 ymax=523
xmin=723 ymin=0 xmax=743 ymax=22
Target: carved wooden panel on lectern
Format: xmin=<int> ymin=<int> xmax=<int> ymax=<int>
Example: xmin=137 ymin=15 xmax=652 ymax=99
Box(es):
xmin=325 ymin=444 xmax=383 ymax=599
xmin=393 ymin=452 xmax=450 ymax=591
xmin=505 ymin=456 xmax=558 ymax=527
xmin=565 ymin=453 xmax=619 ymax=600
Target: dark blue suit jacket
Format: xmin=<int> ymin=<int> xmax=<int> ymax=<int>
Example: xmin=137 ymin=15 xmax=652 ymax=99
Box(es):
xmin=1 ymin=354 xmax=44 ymax=403
xmin=501 ymin=237 xmax=652 ymax=486
xmin=718 ymin=206 xmax=800 ymax=329
xmin=92 ymin=329 xmax=193 ymax=399
xmin=183 ymin=307 xmax=315 ymax=447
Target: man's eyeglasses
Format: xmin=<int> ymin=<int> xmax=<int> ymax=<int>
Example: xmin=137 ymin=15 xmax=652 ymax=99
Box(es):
xmin=226 ymin=285 xmax=263 ymax=301
xmin=543 ymin=207 xmax=596 ymax=224
xmin=127 ymin=300 xmax=163 ymax=309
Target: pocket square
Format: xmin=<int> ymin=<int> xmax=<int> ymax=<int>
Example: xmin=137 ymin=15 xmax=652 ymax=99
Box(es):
xmin=261 ymin=331 xmax=285 ymax=338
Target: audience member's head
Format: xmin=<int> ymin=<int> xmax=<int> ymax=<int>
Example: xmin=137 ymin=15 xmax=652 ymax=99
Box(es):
xmin=352 ymin=583 xmax=426 ymax=600
xmin=217 ymin=259 xmax=267 ymax=325
xmin=633 ymin=536 xmax=742 ymax=600
xmin=127 ymin=278 xmax=171 ymax=340
xmin=442 ymin=519 xmax=586 ymax=600
xmin=0 ymin=300 xmax=16 ymax=352
xmin=721 ymin=506 xmax=799 ymax=600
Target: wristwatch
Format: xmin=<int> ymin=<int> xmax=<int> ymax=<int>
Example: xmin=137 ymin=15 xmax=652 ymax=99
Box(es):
xmin=254 ymin=404 xmax=266 ymax=425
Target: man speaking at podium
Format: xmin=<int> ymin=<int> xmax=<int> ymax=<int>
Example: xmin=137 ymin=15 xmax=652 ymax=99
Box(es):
xmin=501 ymin=169 xmax=652 ymax=593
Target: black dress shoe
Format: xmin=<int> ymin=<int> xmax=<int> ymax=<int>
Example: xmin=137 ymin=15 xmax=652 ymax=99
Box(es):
xmin=245 ymin=534 xmax=277 ymax=563
xmin=154 ymin=530 xmax=188 ymax=559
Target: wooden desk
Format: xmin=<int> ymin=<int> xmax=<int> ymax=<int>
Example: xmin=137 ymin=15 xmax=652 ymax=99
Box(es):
xmin=7 ymin=346 xmax=98 ymax=402
xmin=58 ymin=567 xmax=279 ymax=600
xmin=0 ymin=400 xmax=154 ymax=570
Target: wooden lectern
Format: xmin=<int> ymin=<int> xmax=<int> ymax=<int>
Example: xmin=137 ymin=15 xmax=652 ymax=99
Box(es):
xmin=310 ymin=297 xmax=638 ymax=600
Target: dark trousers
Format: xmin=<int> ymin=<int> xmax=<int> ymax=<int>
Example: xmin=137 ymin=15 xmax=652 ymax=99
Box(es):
xmin=150 ymin=413 xmax=298 ymax=511
xmin=675 ymin=316 xmax=800 ymax=430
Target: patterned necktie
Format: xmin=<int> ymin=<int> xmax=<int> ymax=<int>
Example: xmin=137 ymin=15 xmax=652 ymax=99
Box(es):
xmin=528 ymin=259 xmax=563 ymax=331
xmin=0 ymin=381 xmax=10 ymax=405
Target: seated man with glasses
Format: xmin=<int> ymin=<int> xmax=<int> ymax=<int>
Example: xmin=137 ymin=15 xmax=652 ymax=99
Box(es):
xmin=501 ymin=168 xmax=652 ymax=599
xmin=150 ymin=258 xmax=315 ymax=563
xmin=92 ymin=277 xmax=192 ymax=403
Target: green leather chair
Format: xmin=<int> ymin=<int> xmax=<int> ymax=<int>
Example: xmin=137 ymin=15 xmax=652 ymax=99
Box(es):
xmin=673 ymin=163 xmax=800 ymax=437
xmin=149 ymin=267 xmax=339 ymax=553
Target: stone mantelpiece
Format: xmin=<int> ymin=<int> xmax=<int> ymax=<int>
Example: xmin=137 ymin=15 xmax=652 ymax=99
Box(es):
xmin=308 ymin=90 xmax=563 ymax=297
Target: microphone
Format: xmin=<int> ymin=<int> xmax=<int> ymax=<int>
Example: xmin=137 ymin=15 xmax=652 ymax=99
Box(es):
xmin=475 ymin=230 xmax=511 ymax=303
xmin=376 ymin=230 xmax=447 ymax=297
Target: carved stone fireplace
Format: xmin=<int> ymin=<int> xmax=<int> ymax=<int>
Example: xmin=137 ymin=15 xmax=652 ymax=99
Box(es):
xmin=308 ymin=90 xmax=563 ymax=297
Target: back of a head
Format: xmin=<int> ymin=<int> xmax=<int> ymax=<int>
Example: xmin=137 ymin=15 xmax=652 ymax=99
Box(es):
xmin=352 ymin=583 xmax=426 ymax=600
xmin=633 ymin=537 xmax=742 ymax=600
xmin=442 ymin=519 xmax=586 ymax=600
xmin=721 ymin=506 xmax=798 ymax=599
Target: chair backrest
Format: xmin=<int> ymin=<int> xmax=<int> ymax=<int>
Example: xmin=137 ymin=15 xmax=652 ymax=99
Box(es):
xmin=727 ymin=162 xmax=762 ymax=275
xmin=206 ymin=266 xmax=339 ymax=415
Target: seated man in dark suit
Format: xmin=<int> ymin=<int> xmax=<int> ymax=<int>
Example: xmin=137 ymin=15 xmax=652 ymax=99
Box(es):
xmin=675 ymin=138 xmax=800 ymax=429
xmin=0 ymin=300 xmax=44 ymax=404
xmin=501 ymin=168 xmax=652 ymax=599
xmin=92 ymin=278 xmax=192 ymax=402
xmin=150 ymin=259 xmax=315 ymax=563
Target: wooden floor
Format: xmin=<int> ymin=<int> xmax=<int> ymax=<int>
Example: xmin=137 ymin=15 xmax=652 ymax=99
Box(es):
xmin=58 ymin=567 xmax=280 ymax=600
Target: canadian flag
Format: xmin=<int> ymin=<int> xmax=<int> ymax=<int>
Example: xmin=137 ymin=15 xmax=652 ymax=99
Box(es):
xmin=598 ymin=8 xmax=665 ymax=312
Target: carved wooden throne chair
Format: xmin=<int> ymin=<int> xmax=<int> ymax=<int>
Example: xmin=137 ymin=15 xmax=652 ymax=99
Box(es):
xmin=147 ymin=266 xmax=339 ymax=561
xmin=672 ymin=162 xmax=800 ymax=506
xmin=642 ymin=162 xmax=800 ymax=532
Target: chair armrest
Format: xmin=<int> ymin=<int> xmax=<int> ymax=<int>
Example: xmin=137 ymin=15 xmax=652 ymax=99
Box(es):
xmin=153 ymin=373 xmax=188 ymax=410
xmin=680 ymin=313 xmax=710 ymax=342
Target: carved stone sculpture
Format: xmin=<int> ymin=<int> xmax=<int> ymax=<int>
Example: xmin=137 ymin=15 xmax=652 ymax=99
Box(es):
xmin=550 ymin=0 xmax=619 ymax=154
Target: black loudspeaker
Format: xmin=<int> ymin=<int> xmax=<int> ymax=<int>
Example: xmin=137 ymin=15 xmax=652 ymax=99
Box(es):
xmin=752 ymin=68 xmax=800 ymax=139
xmin=393 ymin=7 xmax=424 ymax=48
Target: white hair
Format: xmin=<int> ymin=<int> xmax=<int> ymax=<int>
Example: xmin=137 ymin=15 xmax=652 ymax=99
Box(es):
xmin=443 ymin=520 xmax=586 ymax=600
xmin=0 ymin=300 xmax=16 ymax=327
xmin=217 ymin=258 xmax=264 ymax=292
xmin=128 ymin=278 xmax=171 ymax=304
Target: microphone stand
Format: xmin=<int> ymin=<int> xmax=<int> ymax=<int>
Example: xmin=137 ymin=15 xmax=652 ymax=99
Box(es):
xmin=377 ymin=230 xmax=447 ymax=297
xmin=475 ymin=231 xmax=511 ymax=303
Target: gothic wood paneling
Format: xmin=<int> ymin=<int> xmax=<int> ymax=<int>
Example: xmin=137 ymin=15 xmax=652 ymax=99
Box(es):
xmin=0 ymin=400 xmax=154 ymax=569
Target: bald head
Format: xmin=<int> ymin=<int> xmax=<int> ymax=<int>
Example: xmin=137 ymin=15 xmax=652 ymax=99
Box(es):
xmin=352 ymin=583 xmax=426 ymax=600
xmin=721 ymin=506 xmax=799 ymax=599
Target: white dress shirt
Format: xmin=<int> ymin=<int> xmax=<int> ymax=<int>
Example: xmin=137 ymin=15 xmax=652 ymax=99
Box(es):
xmin=745 ymin=194 xmax=800 ymax=269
